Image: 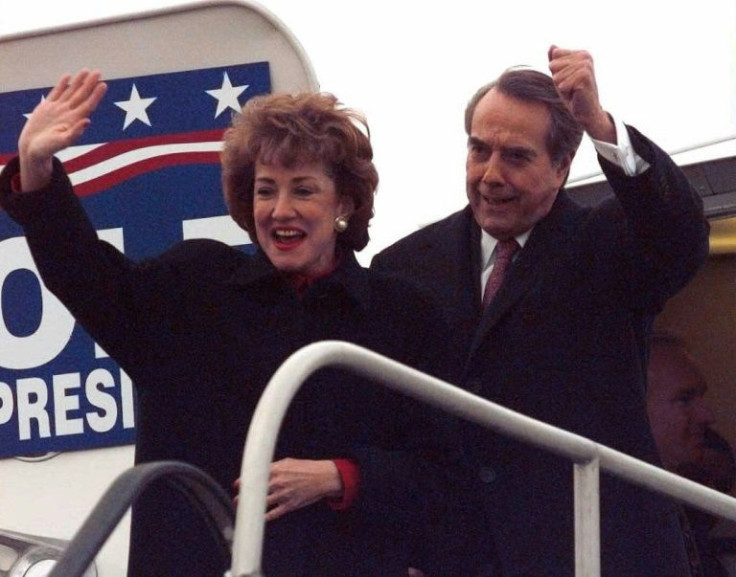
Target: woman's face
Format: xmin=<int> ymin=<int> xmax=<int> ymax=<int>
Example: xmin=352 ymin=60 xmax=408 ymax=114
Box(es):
xmin=253 ymin=159 xmax=351 ymax=276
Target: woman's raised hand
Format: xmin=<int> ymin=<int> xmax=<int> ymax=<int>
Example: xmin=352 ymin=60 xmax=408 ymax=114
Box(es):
xmin=19 ymin=69 xmax=107 ymax=191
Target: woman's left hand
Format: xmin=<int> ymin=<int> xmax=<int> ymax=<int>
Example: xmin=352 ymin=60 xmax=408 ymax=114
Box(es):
xmin=263 ymin=458 xmax=343 ymax=521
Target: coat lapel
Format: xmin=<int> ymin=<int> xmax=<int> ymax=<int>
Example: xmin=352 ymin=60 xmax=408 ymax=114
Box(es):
xmin=414 ymin=206 xmax=482 ymax=339
xmin=467 ymin=192 xmax=582 ymax=362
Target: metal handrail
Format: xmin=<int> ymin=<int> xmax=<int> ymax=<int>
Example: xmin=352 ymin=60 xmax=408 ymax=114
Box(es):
xmin=231 ymin=340 xmax=736 ymax=577
xmin=47 ymin=461 xmax=235 ymax=577
xmin=0 ymin=529 xmax=96 ymax=577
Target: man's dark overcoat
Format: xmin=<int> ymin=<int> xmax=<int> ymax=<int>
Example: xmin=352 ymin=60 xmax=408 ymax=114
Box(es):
xmin=372 ymin=126 xmax=710 ymax=576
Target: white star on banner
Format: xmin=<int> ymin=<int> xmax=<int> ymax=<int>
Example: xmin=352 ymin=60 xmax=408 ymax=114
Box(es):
xmin=206 ymin=73 xmax=248 ymax=118
xmin=115 ymin=84 xmax=157 ymax=130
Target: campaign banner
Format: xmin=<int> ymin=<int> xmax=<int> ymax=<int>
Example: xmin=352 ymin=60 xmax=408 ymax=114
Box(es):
xmin=0 ymin=62 xmax=269 ymax=457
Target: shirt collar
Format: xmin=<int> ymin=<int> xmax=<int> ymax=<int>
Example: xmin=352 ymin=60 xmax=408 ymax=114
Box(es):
xmin=480 ymin=228 xmax=531 ymax=273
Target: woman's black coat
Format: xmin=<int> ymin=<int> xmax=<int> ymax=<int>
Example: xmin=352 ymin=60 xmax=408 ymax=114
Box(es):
xmin=0 ymin=157 xmax=462 ymax=577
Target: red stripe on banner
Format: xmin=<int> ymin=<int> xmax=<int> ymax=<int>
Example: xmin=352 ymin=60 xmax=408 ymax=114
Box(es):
xmin=64 ymin=129 xmax=225 ymax=172
xmin=73 ymin=150 xmax=221 ymax=197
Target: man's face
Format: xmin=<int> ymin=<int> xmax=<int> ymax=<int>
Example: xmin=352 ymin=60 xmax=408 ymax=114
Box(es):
xmin=647 ymin=346 xmax=716 ymax=471
xmin=466 ymin=89 xmax=571 ymax=240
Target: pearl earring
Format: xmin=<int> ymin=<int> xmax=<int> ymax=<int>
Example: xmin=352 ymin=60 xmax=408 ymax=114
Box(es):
xmin=334 ymin=216 xmax=349 ymax=233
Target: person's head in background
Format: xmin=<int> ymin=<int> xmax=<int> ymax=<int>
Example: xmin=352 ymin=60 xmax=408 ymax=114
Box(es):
xmin=678 ymin=427 xmax=736 ymax=493
xmin=646 ymin=331 xmax=717 ymax=472
xmin=679 ymin=427 xmax=736 ymax=534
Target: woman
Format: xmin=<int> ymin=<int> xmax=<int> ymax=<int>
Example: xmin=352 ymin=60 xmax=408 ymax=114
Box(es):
xmin=0 ymin=71 xmax=462 ymax=576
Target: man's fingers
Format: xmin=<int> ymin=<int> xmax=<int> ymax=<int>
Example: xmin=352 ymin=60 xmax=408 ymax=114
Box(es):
xmin=548 ymin=44 xmax=575 ymax=64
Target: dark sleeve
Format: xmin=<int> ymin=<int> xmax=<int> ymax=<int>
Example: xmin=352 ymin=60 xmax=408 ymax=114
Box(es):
xmin=370 ymin=229 xmax=429 ymax=279
xmin=0 ymin=157 xmax=217 ymax=377
xmin=0 ymin=157 xmax=150 ymax=365
xmin=370 ymin=242 xmax=409 ymax=275
xmin=596 ymin=125 xmax=710 ymax=312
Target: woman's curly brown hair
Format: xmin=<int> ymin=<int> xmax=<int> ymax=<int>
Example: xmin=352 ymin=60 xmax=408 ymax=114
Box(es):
xmin=221 ymin=92 xmax=378 ymax=251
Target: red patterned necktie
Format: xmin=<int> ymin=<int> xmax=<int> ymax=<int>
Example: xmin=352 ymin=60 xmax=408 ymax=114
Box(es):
xmin=482 ymin=239 xmax=520 ymax=308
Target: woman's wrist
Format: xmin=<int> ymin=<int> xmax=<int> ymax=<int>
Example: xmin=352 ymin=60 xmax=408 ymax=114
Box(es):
xmin=19 ymin=155 xmax=53 ymax=192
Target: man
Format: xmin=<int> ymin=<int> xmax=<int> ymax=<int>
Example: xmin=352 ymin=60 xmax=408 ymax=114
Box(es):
xmin=372 ymin=46 xmax=710 ymax=575
xmin=647 ymin=332 xmax=733 ymax=577
xmin=647 ymin=332 xmax=717 ymax=473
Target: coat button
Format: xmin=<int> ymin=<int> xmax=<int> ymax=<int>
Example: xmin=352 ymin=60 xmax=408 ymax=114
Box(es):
xmin=479 ymin=466 xmax=496 ymax=484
